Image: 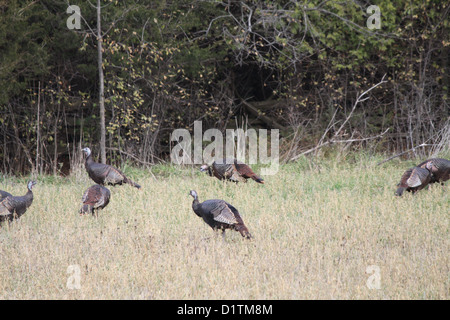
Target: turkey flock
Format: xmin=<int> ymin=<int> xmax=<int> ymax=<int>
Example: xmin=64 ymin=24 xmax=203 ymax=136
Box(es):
xmin=0 ymin=149 xmax=449 ymax=240
xmin=395 ymin=158 xmax=450 ymax=196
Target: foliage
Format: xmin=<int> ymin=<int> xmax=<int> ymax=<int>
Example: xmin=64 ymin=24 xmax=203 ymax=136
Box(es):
xmin=0 ymin=0 xmax=448 ymax=174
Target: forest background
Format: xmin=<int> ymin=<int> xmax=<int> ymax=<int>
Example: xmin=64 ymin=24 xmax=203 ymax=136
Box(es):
xmin=0 ymin=0 xmax=448 ymax=175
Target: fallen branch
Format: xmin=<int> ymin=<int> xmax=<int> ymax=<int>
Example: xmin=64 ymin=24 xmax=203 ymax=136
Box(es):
xmin=334 ymin=74 xmax=387 ymax=139
xmin=106 ymin=147 xmax=159 ymax=180
xmin=106 ymin=147 xmax=162 ymax=166
xmin=240 ymin=99 xmax=286 ymax=131
xmin=290 ymin=75 xmax=388 ymax=162
xmin=376 ymin=143 xmax=433 ymax=166
xmin=290 ymin=128 xmax=390 ymax=161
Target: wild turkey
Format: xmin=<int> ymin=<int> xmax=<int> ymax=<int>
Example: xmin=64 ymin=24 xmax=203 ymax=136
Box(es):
xmin=416 ymin=158 xmax=450 ymax=185
xmin=0 ymin=190 xmax=12 ymax=202
xmin=0 ymin=181 xmax=36 ymax=223
xmin=189 ymin=190 xmax=252 ymax=239
xmin=200 ymin=158 xmax=264 ymax=184
xmin=79 ymin=184 xmax=111 ymax=215
xmin=395 ymin=166 xmax=431 ymax=196
xmin=82 ymin=147 xmax=141 ymax=189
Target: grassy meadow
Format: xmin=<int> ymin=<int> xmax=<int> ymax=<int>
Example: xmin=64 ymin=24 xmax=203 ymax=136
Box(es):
xmin=0 ymin=153 xmax=448 ymax=299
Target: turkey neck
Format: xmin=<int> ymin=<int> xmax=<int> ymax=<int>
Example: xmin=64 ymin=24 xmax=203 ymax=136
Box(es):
xmin=191 ymin=197 xmax=201 ymax=217
xmin=23 ymin=187 xmax=34 ymax=207
xmin=85 ymin=153 xmax=94 ymax=166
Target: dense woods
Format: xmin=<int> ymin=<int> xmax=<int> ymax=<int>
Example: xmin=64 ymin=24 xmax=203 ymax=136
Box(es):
xmin=0 ymin=0 xmax=448 ymax=175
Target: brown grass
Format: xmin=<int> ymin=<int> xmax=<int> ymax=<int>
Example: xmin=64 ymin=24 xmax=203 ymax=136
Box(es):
xmin=0 ymin=156 xmax=448 ymax=299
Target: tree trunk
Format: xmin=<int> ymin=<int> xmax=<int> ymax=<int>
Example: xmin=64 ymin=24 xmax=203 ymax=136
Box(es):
xmin=53 ymin=101 xmax=61 ymax=175
xmin=97 ymin=0 xmax=106 ymax=164
xmin=36 ymin=81 xmax=41 ymax=175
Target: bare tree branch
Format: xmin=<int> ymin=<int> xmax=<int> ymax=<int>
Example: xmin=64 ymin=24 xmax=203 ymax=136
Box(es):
xmin=375 ymin=143 xmax=433 ymax=166
xmin=290 ymin=75 xmax=388 ymax=161
xmin=291 ymin=128 xmax=390 ymax=161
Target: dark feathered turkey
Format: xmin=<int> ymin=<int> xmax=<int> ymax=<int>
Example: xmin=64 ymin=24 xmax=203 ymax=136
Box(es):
xmin=200 ymin=158 xmax=264 ymax=184
xmin=395 ymin=166 xmax=431 ymax=196
xmin=82 ymin=147 xmax=141 ymax=189
xmin=0 ymin=181 xmax=36 ymax=223
xmin=189 ymin=190 xmax=252 ymax=239
xmin=80 ymin=184 xmax=111 ymax=215
xmin=0 ymin=190 xmax=12 ymax=202
xmin=416 ymin=158 xmax=450 ymax=185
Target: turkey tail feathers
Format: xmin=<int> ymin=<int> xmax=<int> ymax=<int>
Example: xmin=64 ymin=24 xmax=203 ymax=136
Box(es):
xmin=251 ymin=175 xmax=264 ymax=184
xmin=124 ymin=177 xmax=141 ymax=189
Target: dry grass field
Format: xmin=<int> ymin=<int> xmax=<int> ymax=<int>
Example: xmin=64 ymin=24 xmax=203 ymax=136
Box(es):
xmin=0 ymin=154 xmax=448 ymax=300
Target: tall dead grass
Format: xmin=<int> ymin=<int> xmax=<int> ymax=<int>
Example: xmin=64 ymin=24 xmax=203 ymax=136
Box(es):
xmin=0 ymin=155 xmax=448 ymax=299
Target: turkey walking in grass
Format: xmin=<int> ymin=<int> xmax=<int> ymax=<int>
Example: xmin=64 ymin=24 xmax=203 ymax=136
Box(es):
xmin=395 ymin=166 xmax=431 ymax=196
xmin=189 ymin=190 xmax=252 ymax=240
xmin=82 ymin=147 xmax=141 ymax=189
xmin=79 ymin=184 xmax=111 ymax=216
xmin=200 ymin=158 xmax=264 ymax=184
xmin=416 ymin=158 xmax=450 ymax=185
xmin=0 ymin=181 xmax=36 ymax=223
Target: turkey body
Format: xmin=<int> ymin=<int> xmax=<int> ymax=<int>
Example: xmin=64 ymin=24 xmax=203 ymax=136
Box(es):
xmin=0 ymin=181 xmax=36 ymax=223
xmin=80 ymin=184 xmax=111 ymax=215
xmin=200 ymin=158 xmax=264 ymax=184
xmin=416 ymin=158 xmax=450 ymax=184
xmin=189 ymin=190 xmax=252 ymax=239
xmin=82 ymin=147 xmax=141 ymax=189
xmin=395 ymin=167 xmax=431 ymax=196
xmin=0 ymin=190 xmax=12 ymax=202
